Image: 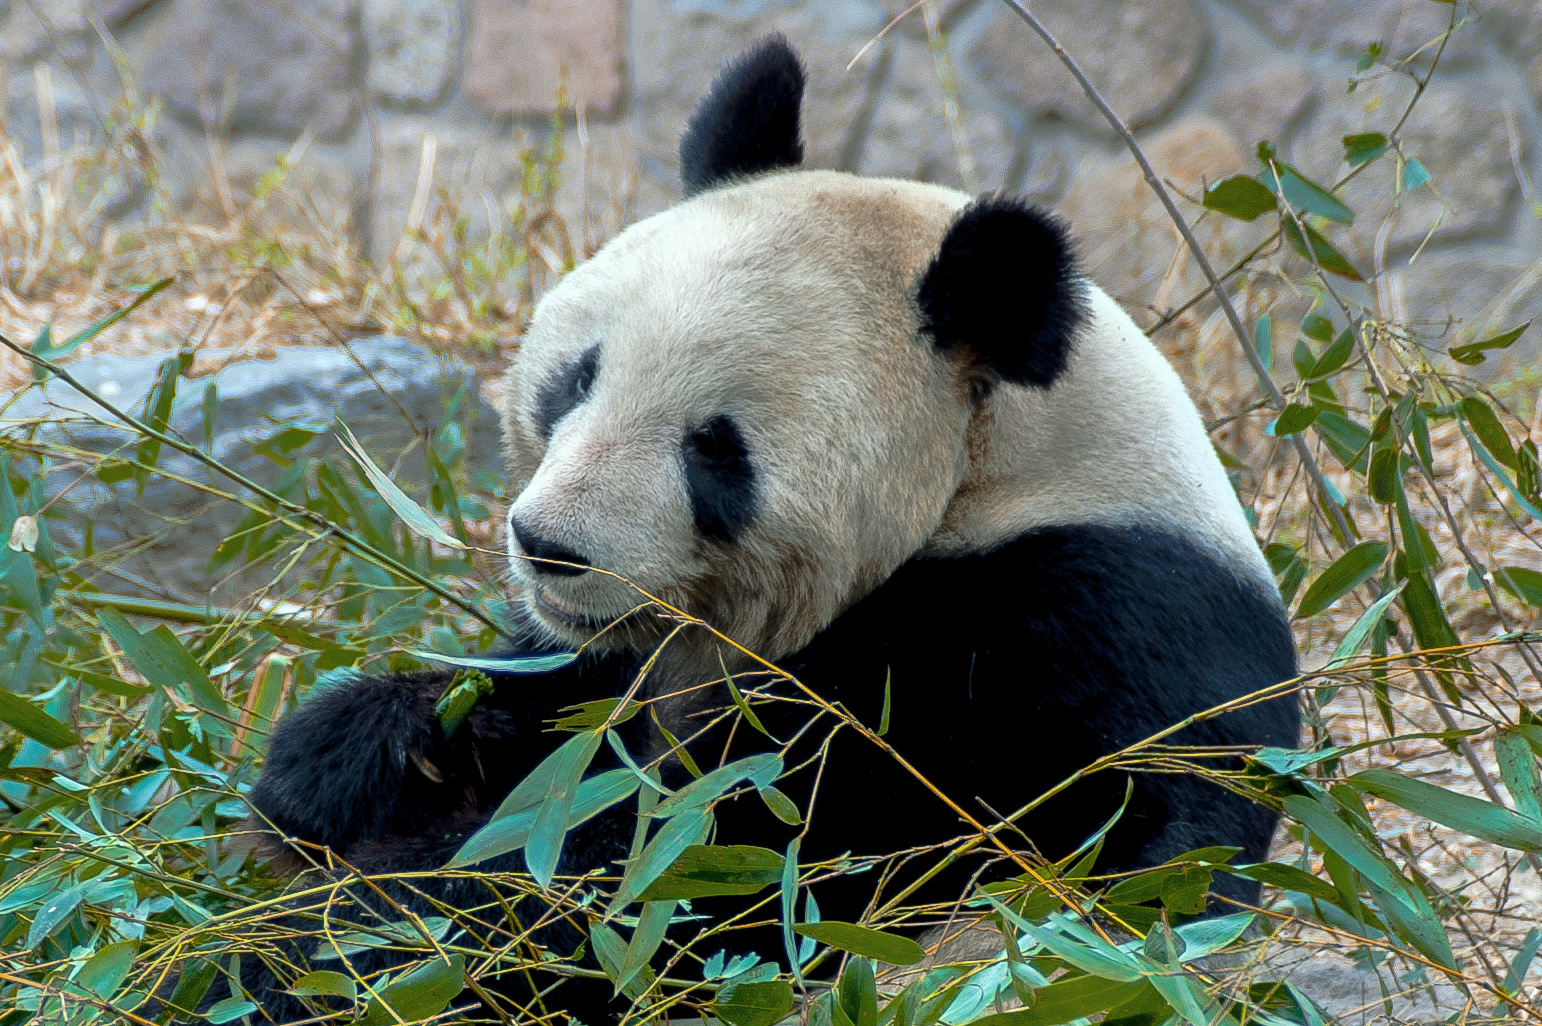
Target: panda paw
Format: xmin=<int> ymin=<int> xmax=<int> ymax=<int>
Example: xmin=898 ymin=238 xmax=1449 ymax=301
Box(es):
xmin=247 ymin=670 xmax=489 ymax=854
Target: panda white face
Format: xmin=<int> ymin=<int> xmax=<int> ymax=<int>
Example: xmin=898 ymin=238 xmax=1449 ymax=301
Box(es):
xmin=502 ymin=171 xmax=977 ymax=662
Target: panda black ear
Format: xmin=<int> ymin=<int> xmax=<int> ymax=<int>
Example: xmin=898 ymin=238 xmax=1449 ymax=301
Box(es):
xmin=679 ymin=35 xmax=806 ymax=197
xmin=917 ymin=196 xmax=1087 ymax=389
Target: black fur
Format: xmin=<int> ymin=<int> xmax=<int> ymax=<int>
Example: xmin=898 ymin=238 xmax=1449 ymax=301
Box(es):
xmin=679 ymin=35 xmax=806 ymax=196
xmin=535 ymin=345 xmax=599 ymax=440
xmin=683 ymin=415 xmax=758 ymax=542
xmin=917 ymin=197 xmax=1088 ymax=389
xmin=240 ymin=525 xmax=1297 ymax=1022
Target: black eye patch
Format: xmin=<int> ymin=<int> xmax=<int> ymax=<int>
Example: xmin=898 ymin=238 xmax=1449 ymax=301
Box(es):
xmin=683 ymin=415 xmax=757 ymax=543
xmin=534 ymin=346 xmax=600 ymax=440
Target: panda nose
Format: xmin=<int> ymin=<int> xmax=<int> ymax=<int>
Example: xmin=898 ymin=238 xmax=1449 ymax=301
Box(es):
xmin=511 ymin=519 xmax=591 ymax=577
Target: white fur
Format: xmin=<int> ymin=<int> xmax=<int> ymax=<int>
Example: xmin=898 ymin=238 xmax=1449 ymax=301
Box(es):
xmin=501 ymin=169 xmax=1273 ymax=672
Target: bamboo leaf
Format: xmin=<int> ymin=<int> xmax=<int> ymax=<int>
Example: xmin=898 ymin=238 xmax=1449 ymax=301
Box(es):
xmin=616 ymin=899 xmax=675 ymax=996
xmin=1202 ymin=175 xmax=1277 ymax=221
xmin=1496 ymin=729 xmax=1542 ymax=826
xmin=714 ymin=980 xmax=794 ymax=1026
xmin=1449 ymin=320 xmax=1530 ymax=365
xmin=0 ymin=688 xmax=80 ymax=749
xmin=31 ymin=278 xmax=174 ymax=367
xmin=636 ymin=845 xmax=785 ymax=902
xmin=1267 ymin=401 xmax=1320 ymax=437
xmin=408 ymin=649 xmax=578 ymax=673
xmin=794 ymin=921 xmax=927 ymax=966
xmin=338 ymin=420 xmax=466 ymax=550
xmin=526 ymin=730 xmax=605 ymax=886
xmin=1282 ymin=218 xmax=1364 ymax=280
xmin=1496 ymin=567 xmax=1542 ymax=605
xmin=1342 ymin=132 xmax=1388 ymax=167
xmin=1461 ymin=396 xmax=1516 ymax=469
xmin=1324 ymin=582 xmax=1405 ymax=669
xmin=611 ymin=806 xmax=713 ymax=909
xmin=357 ymin=954 xmax=465 ymax=1025
xmin=290 ymin=970 xmax=357 ymax=1001
xmin=650 ymin=753 xmax=781 ymax=818
xmin=1296 ymin=542 xmax=1388 ymax=618
xmin=1350 ymin=768 xmax=1542 ymax=850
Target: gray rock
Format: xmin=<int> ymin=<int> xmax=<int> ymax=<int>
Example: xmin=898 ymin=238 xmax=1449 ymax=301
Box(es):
xmin=627 ymin=0 xmax=890 ymax=218
xmin=465 ymin=0 xmax=625 ymax=117
xmin=1221 ymin=0 xmax=1484 ymax=65
xmin=138 ymin=0 xmax=357 ymax=141
xmin=0 ymin=0 xmax=90 ymax=63
xmin=364 ymin=0 xmax=463 ymax=108
xmin=7 ymin=338 xmax=503 ymax=603
xmin=963 ymin=0 xmax=1213 ymax=133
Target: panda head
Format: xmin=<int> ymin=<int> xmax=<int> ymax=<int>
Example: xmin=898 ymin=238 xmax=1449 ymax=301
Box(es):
xmin=501 ymin=36 xmax=1236 ymax=667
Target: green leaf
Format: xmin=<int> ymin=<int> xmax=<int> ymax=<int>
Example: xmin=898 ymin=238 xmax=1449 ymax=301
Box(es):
xmin=357 ymin=954 xmax=466 ymax=1025
xmin=839 ymin=957 xmax=879 ymax=1026
xmin=549 ymin=696 xmax=641 ymax=732
xmin=338 ymin=420 xmax=466 ymax=551
xmin=1369 ymin=446 xmax=1401 ymax=504
xmin=724 ymin=662 xmax=773 ymax=739
xmin=794 ymin=921 xmax=926 ymax=966
xmin=1461 ymin=424 xmax=1542 ymax=522
xmin=289 ymin=969 xmax=357 ymax=1001
xmin=1268 ymin=402 xmax=1320 ymax=437
xmin=206 ymin=997 xmax=258 ymax=1024
xmin=1325 ymin=582 xmax=1405 ymax=669
xmin=714 ymin=980 xmax=795 ymax=1026
xmin=971 ymin=978 xmax=1151 ymax=1026
xmin=1449 ymin=320 xmax=1530 ymax=365
xmin=0 ymin=688 xmax=80 ymax=749
xmin=1296 ymin=542 xmax=1388 ymax=618
xmin=1264 ymin=161 xmax=1354 ymax=224
xmin=408 ymin=649 xmax=578 ymax=674
xmin=1254 ymin=313 xmax=1274 ymax=375
xmin=435 ymin=669 xmax=494 ymax=737
xmin=447 ymin=768 xmax=636 ymax=868
xmin=163 ymin=958 xmax=218 ymax=1018
xmin=759 ymin=785 xmax=803 ymax=825
xmin=526 ymin=729 xmax=604 ymax=887
xmin=1352 ymin=768 xmax=1542 ymax=850
xmin=616 ymin=899 xmax=675 ymax=996
xmin=1496 ymin=729 xmax=1542 ymax=826
xmin=637 ymin=845 xmax=785 ymax=901
xmin=650 ymin=753 xmax=782 ymax=818
xmin=1505 ymin=928 xmax=1542 ymax=996
xmin=781 ymin=836 xmax=802 ymax=982
xmin=1202 ymin=175 xmax=1277 ymax=221
xmin=878 ymin=668 xmax=892 ymax=736
xmin=26 ymin=883 xmax=86 ymax=948
xmin=1403 ymin=157 xmax=1432 ymax=190
xmin=1343 ymin=132 xmax=1388 ymax=167
xmin=1462 ymin=395 xmax=1516 ymax=469
xmin=1301 ymin=313 xmax=1334 ymax=343
xmin=74 ymin=940 xmax=136 ymax=999
xmin=1227 ymin=861 xmax=1342 ymax=905
xmin=98 ymin=607 xmax=229 ymax=718
xmin=1307 ymin=328 xmax=1356 ymax=379
xmin=1282 ymin=218 xmax=1364 ymax=280
xmin=612 ymin=806 xmax=713 ymax=909
xmin=1497 ymin=567 xmax=1542 ymax=605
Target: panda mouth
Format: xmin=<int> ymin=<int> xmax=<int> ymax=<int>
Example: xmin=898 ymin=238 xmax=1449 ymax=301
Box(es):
xmin=530 ymin=586 xmax=595 ymax=628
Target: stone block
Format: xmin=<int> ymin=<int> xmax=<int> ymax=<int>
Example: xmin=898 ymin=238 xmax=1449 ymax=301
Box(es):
xmin=1223 ymin=0 xmax=1483 ymax=65
xmin=364 ymin=0 xmax=462 ymax=108
xmin=139 ymin=0 xmax=357 ymax=141
xmin=0 ymin=0 xmax=90 ymax=64
xmin=466 ymin=0 xmax=624 ymax=117
xmin=7 ymin=339 xmax=502 ymax=602
xmin=964 ymin=0 xmax=1213 ymax=133
xmin=97 ymin=0 xmax=160 ymax=26
xmin=627 ymin=0 xmax=891 ymax=216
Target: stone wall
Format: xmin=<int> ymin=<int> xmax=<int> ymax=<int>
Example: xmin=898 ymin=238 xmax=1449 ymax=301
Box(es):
xmin=3 ymin=0 xmax=1540 ymax=355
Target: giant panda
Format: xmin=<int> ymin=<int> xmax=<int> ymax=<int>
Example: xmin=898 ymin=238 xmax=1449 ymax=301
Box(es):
xmin=245 ymin=35 xmax=1299 ymax=1024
